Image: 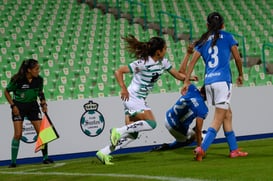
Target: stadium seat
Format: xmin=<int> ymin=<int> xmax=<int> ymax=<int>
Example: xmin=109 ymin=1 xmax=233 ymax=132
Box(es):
xmin=1 ymin=79 xmax=8 ymax=90
xmin=0 ymin=88 xmax=3 ymax=103
xmin=0 ymin=0 xmax=272 ymax=104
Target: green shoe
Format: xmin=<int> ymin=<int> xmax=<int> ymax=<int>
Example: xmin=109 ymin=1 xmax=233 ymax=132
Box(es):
xmin=110 ymin=128 xmax=121 ymax=146
xmin=96 ymin=151 xmax=114 ymax=165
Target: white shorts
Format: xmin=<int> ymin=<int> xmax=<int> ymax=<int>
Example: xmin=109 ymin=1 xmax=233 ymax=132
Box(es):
xmin=123 ymin=92 xmax=151 ymax=116
xmin=205 ymin=82 xmax=232 ymax=110
xmin=165 ymin=119 xmax=195 ymax=142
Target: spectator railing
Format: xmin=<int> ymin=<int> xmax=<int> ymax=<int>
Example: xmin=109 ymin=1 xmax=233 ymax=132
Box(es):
xmin=262 ymin=43 xmax=273 ymax=74
xmin=158 ymin=11 xmax=193 ymax=42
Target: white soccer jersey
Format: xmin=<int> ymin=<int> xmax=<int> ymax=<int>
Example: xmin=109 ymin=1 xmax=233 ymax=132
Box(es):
xmin=127 ymin=56 xmax=172 ymax=99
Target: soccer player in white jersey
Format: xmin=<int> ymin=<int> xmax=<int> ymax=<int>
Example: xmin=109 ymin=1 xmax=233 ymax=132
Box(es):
xmin=182 ymin=12 xmax=248 ymax=161
xmin=96 ymin=35 xmax=196 ymax=165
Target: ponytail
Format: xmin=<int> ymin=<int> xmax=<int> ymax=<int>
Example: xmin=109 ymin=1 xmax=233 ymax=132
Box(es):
xmin=122 ymin=35 xmax=166 ymax=61
xmin=11 ymin=59 xmax=38 ymax=82
xmin=194 ymin=12 xmax=224 ymax=48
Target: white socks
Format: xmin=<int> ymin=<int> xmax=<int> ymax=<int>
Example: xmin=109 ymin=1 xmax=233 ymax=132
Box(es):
xmin=99 ymin=133 xmax=137 ymax=155
xmin=116 ymin=120 xmax=156 ymax=136
xmin=99 ymin=120 xmax=156 ymax=155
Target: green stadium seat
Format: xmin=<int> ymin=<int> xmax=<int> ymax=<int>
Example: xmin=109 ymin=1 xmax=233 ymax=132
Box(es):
xmin=0 ymin=88 xmax=3 ymax=103
xmin=89 ymin=82 xmax=106 ymax=98
xmin=0 ymin=0 xmax=272 ymax=104
xmin=73 ymin=83 xmax=92 ymax=99
xmin=56 ymin=84 xmax=71 ymax=100
xmin=3 ymin=70 xmax=12 ymax=79
xmin=78 ymin=75 xmax=87 ymax=84
xmin=1 ymin=79 xmax=8 ymax=90
xmin=41 ymin=68 xmax=51 ymax=78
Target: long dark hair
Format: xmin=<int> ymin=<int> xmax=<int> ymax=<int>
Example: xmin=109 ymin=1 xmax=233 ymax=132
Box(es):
xmin=122 ymin=35 xmax=166 ymax=61
xmin=194 ymin=12 xmax=224 ymax=48
xmin=11 ymin=59 xmax=38 ymax=82
xmin=199 ymin=85 xmax=207 ymax=101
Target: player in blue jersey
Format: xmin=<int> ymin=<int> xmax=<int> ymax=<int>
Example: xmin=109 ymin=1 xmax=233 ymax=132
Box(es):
xmin=182 ymin=12 xmax=248 ymax=161
xmin=96 ymin=35 xmax=197 ymax=165
xmin=152 ymin=44 xmax=208 ymax=151
xmin=153 ymin=84 xmax=208 ymax=151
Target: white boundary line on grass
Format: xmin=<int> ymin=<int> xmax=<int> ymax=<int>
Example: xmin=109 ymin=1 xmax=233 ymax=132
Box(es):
xmin=0 ymin=162 xmax=66 ymax=172
xmin=0 ymin=162 xmax=206 ymax=181
xmin=0 ymin=171 xmax=205 ymax=181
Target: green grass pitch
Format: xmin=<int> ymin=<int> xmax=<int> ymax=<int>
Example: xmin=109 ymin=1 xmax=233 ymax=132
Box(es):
xmin=1 ymin=138 xmax=273 ymax=181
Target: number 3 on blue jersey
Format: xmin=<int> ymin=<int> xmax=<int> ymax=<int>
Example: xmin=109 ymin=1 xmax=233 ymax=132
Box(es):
xmin=208 ymin=46 xmax=219 ymax=68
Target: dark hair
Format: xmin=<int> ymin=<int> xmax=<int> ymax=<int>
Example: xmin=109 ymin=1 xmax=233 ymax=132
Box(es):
xmin=122 ymin=34 xmax=166 ymax=61
xmin=194 ymin=12 xmax=224 ymax=48
xmin=11 ymin=59 xmax=39 ymax=82
xmin=199 ymin=85 xmax=207 ymax=101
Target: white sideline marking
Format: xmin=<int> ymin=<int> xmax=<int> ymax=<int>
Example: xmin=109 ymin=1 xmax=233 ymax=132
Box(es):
xmin=0 ymin=162 xmax=205 ymax=181
xmin=23 ymin=162 xmax=66 ymax=172
xmin=0 ymin=171 xmax=205 ymax=181
xmin=0 ymin=162 xmax=66 ymax=172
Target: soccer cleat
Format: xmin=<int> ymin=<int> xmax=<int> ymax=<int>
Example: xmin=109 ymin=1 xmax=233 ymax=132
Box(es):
xmin=8 ymin=163 xmax=16 ymax=168
xmin=229 ymin=149 xmax=248 ymax=158
xmin=43 ymin=158 xmax=54 ymax=164
xmin=110 ymin=128 xmax=121 ymax=146
xmin=194 ymin=146 xmax=205 ymax=161
xmin=96 ymin=151 xmax=114 ymax=165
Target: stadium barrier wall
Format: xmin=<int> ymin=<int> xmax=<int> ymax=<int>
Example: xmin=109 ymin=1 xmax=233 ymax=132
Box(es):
xmin=0 ymin=85 xmax=272 ymax=163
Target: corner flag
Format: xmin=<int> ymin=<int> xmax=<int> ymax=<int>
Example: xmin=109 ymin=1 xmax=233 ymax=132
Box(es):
xmin=35 ymin=113 xmax=59 ymax=153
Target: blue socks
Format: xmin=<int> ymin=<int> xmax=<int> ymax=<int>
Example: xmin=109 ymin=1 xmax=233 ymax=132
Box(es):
xmin=201 ymin=127 xmax=217 ymax=151
xmin=201 ymin=128 xmax=238 ymax=152
xmin=225 ymin=131 xmax=238 ymax=151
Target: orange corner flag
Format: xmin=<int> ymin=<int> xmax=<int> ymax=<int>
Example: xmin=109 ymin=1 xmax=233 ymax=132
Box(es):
xmin=35 ymin=113 xmax=59 ymax=153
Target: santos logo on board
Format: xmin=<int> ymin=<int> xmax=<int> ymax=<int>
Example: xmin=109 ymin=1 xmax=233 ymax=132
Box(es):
xmin=21 ymin=117 xmax=37 ymax=144
xmin=80 ymin=100 xmax=105 ymax=137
